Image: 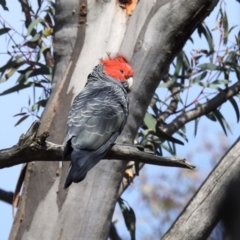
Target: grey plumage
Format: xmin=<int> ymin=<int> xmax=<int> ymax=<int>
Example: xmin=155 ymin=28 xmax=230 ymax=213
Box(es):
xmin=63 ymin=64 xmax=129 ymax=188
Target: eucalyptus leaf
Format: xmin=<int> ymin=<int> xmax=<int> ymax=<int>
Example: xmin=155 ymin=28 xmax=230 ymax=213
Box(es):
xmin=118 ymin=198 xmax=136 ymax=240
xmin=29 ymin=33 xmax=41 ymax=42
xmin=198 ymin=63 xmax=220 ymax=71
xmin=191 ymin=71 xmax=207 ymax=83
xmin=194 ymin=117 xmax=200 ymax=137
xmin=143 ymin=112 xmax=156 ymax=131
xmin=213 ymin=109 xmax=232 ymax=136
xmin=197 ymin=23 xmax=214 ymax=53
xmin=223 ymin=10 xmax=228 ymax=45
xmin=0 ymin=0 xmax=8 ymax=10
xmin=14 ymin=115 xmax=29 ymax=127
xmin=0 ymin=27 xmax=10 ymax=35
xmin=27 ymin=18 xmax=43 ymax=36
xmin=0 ymin=56 xmax=23 ymax=82
xmin=176 ymin=130 xmax=188 ymax=142
xmin=0 ymin=82 xmax=32 ymax=96
xmin=205 ymin=112 xmax=217 ymax=121
xmin=228 ymin=97 xmax=240 ymax=123
xmin=171 ymin=51 xmax=183 ymax=82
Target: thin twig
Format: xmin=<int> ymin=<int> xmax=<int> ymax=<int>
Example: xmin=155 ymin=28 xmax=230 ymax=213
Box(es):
xmin=165 ymin=81 xmax=240 ymax=135
xmin=158 ymin=73 xmax=179 ymax=123
xmin=118 ymin=80 xmax=240 ymax=195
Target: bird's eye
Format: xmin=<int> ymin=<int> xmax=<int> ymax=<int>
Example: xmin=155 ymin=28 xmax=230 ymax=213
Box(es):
xmin=120 ymin=70 xmax=124 ymax=74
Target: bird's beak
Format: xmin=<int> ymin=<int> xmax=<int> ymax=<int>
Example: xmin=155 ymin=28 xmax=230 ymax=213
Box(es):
xmin=127 ymin=77 xmax=133 ymax=89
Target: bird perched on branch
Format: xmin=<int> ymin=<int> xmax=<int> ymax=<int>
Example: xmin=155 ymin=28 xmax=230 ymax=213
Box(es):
xmin=63 ymin=55 xmax=134 ymax=188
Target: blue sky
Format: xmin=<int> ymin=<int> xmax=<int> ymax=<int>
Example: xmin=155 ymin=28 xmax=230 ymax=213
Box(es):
xmin=0 ymin=1 xmax=240 ymax=240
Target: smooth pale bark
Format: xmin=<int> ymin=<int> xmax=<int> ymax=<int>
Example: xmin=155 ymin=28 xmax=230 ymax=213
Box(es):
xmin=10 ymin=0 xmax=219 ymax=239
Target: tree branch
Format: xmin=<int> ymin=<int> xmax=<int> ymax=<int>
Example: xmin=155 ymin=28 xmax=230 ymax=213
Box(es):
xmin=157 ymin=73 xmax=179 ymax=123
xmin=165 ymin=81 xmax=240 ymax=135
xmin=117 ymin=0 xmax=219 ymax=196
xmin=118 ymin=81 xmax=240 ymax=195
xmin=0 ymin=121 xmax=194 ymax=170
xmin=162 ymin=136 xmax=240 ymax=240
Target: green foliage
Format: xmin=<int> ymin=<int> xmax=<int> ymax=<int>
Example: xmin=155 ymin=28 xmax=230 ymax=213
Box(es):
xmin=27 ymin=18 xmax=43 ymax=36
xmin=229 ymin=97 xmax=240 ymax=123
xmin=136 ymin=2 xmax=240 ymax=160
xmin=197 ymin=22 xmax=214 ymax=53
xmin=0 ymin=0 xmax=54 ymax=125
xmin=213 ymin=109 xmax=232 ymax=136
xmin=130 ymin=4 xmax=240 ymax=238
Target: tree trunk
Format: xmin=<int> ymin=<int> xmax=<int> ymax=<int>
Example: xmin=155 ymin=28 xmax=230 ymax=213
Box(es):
xmin=9 ymin=0 xmax=218 ymax=239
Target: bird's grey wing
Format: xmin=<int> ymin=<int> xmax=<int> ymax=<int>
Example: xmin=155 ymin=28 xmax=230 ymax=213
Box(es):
xmin=63 ymin=83 xmax=128 ymax=188
xmin=66 ymin=82 xmax=127 ymax=151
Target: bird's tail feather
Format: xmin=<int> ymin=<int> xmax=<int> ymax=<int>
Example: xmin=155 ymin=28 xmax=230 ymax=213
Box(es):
xmin=63 ymin=137 xmax=115 ymax=189
xmin=63 ymin=163 xmax=87 ymax=189
xmin=63 ymin=164 xmax=73 ymax=189
xmin=64 ymin=149 xmax=105 ymax=189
